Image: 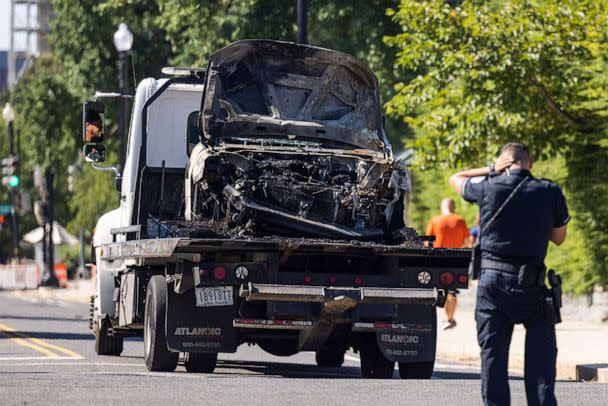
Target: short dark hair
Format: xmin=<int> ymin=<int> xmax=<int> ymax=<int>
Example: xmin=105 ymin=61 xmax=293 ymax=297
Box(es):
xmin=500 ymin=142 xmax=531 ymax=166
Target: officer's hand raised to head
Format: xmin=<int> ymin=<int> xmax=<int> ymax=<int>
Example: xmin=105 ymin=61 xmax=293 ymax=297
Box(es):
xmin=494 ymin=154 xmax=514 ymax=173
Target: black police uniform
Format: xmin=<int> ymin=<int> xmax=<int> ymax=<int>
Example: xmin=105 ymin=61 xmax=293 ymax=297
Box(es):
xmin=462 ymin=169 xmax=569 ymax=406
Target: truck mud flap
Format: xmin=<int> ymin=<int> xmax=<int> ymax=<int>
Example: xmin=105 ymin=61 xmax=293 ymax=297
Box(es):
xmin=373 ymin=304 xmax=437 ymax=363
xmin=165 ymin=283 xmax=237 ymax=353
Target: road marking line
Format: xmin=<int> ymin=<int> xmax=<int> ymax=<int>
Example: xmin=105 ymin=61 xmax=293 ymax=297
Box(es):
xmin=0 ymin=356 xmax=79 ymax=361
xmin=26 ymin=337 xmax=83 ymax=359
xmin=0 ymin=322 xmax=83 ymax=359
xmin=0 ymin=330 xmax=58 ymax=358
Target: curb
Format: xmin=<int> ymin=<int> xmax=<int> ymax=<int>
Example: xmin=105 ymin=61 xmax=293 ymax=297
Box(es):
xmin=437 ymin=349 xmax=608 ymax=383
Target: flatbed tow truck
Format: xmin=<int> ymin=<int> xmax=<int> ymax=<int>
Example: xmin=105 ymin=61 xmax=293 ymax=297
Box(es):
xmin=84 ymin=40 xmax=469 ymax=378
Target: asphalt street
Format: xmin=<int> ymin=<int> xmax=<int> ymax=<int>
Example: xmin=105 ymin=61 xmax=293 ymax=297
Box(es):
xmin=0 ymin=291 xmax=606 ymax=406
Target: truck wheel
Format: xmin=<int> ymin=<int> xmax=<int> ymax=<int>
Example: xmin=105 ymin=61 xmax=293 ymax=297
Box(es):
xmin=257 ymin=339 xmax=298 ymax=357
xmin=184 ymin=353 xmax=218 ymax=373
xmin=398 ymin=361 xmax=434 ymax=379
xmin=94 ymin=317 xmax=123 ymax=356
xmin=359 ymin=340 xmax=394 ymax=379
xmin=144 ymin=275 xmax=178 ymax=372
xmin=315 ymin=347 xmax=345 ymax=367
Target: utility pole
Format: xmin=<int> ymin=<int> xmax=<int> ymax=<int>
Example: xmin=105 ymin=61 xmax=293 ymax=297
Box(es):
xmin=297 ymin=0 xmax=308 ymax=44
xmin=40 ymin=168 xmax=57 ymax=287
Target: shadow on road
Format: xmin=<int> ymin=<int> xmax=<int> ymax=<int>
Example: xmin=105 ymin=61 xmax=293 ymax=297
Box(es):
xmin=0 ymin=314 xmax=85 ymax=322
xmin=0 ymin=331 xmax=94 ymax=341
xmin=214 ymin=360 xmax=362 ymax=379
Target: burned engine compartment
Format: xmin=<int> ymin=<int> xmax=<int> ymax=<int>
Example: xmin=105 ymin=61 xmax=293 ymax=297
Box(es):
xmin=188 ymin=149 xmax=412 ymax=243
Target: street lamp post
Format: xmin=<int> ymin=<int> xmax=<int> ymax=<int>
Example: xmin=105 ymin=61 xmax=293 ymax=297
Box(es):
xmin=113 ymin=23 xmax=133 ymax=172
xmin=2 ymin=102 xmax=20 ymax=261
xmin=297 ymin=0 xmax=308 ymax=44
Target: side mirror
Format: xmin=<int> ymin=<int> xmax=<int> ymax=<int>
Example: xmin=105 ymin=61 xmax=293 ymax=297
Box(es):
xmin=83 ymin=144 xmax=106 ymax=163
xmin=187 ymin=111 xmax=200 ymax=157
xmin=83 ymin=101 xmax=105 ymax=143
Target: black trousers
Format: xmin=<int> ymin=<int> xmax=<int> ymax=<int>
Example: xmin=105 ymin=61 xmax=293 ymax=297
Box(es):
xmin=476 ymin=268 xmax=557 ymax=406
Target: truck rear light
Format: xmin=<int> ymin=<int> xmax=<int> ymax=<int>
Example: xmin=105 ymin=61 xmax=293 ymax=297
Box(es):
xmin=458 ymin=274 xmax=468 ymax=284
xmin=329 ymin=276 xmax=337 ymax=285
xmin=354 ymin=276 xmax=362 ymax=286
xmin=304 ymin=275 xmax=313 ymax=284
xmin=213 ymin=266 xmax=227 ymax=280
xmin=440 ymin=272 xmax=454 ymax=286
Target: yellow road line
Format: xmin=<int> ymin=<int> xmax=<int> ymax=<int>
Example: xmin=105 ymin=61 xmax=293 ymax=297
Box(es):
xmin=0 ymin=330 xmax=58 ymax=357
xmin=27 ymin=337 xmax=83 ymax=359
xmin=0 ymin=322 xmax=83 ymax=359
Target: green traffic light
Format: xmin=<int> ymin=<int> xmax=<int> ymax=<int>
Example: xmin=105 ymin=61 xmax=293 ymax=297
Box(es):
xmin=8 ymin=175 xmax=19 ymax=188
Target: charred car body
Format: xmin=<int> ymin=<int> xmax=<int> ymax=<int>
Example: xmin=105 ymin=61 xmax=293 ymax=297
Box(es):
xmin=185 ymin=41 xmax=412 ymax=242
xmin=84 ymin=40 xmax=469 ymax=378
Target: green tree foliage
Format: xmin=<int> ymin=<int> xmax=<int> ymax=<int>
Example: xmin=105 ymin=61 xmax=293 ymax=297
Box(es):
xmin=386 ymin=0 xmax=608 ymax=292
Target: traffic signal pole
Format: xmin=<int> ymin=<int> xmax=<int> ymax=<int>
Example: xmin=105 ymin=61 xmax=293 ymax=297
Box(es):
xmin=6 ymin=120 xmax=20 ymax=260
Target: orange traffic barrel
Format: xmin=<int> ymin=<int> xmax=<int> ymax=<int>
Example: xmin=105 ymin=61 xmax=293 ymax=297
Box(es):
xmin=54 ymin=263 xmax=68 ymax=288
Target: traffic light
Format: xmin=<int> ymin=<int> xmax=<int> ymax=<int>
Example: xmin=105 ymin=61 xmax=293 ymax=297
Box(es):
xmin=1 ymin=156 xmax=19 ymax=189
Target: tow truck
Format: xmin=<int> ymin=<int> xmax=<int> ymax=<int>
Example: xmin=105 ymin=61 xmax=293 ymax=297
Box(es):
xmin=84 ymin=40 xmax=469 ymax=378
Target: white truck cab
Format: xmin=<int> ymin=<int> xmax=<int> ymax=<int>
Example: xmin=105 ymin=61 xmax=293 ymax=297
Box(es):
xmin=89 ymin=75 xmax=205 ymax=320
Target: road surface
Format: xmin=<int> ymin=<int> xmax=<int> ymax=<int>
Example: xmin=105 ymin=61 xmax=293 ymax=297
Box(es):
xmin=0 ymin=291 xmax=605 ymax=405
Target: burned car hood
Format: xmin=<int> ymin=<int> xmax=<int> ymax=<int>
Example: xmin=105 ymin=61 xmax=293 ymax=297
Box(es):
xmin=201 ymin=40 xmax=389 ymax=152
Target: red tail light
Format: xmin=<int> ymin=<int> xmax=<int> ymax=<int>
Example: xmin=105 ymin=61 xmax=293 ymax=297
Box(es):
xmin=458 ymin=274 xmax=468 ymax=284
xmin=304 ymin=275 xmax=313 ymax=283
xmin=440 ymin=272 xmax=454 ymax=286
xmin=213 ymin=266 xmax=226 ymax=280
xmin=354 ymin=276 xmax=362 ymax=286
xmin=329 ymin=276 xmax=337 ymax=285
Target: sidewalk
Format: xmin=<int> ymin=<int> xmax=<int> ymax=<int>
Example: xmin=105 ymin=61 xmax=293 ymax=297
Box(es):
xmin=436 ymin=287 xmax=608 ymax=382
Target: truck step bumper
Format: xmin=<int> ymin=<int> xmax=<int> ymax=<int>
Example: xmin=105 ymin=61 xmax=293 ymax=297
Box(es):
xmin=239 ymin=283 xmax=441 ymax=306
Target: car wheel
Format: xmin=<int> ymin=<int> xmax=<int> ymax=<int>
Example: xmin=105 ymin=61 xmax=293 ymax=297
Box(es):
xmin=315 ymin=346 xmax=345 ymax=367
xmin=94 ymin=317 xmax=123 ymax=356
xmin=144 ymin=275 xmax=178 ymax=371
xmin=398 ymin=361 xmax=435 ymax=379
xmin=184 ymin=353 xmax=218 ymax=373
xmin=359 ymin=339 xmax=394 ymax=379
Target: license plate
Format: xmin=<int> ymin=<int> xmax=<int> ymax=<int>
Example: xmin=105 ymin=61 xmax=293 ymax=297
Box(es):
xmin=195 ymin=286 xmax=234 ymax=307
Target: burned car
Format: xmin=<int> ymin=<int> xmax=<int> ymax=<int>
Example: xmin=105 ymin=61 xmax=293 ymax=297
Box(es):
xmin=185 ymin=40 xmax=412 ymax=243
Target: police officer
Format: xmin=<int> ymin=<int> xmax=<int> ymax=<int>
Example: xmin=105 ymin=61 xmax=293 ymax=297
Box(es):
xmin=448 ymin=142 xmax=569 ymax=406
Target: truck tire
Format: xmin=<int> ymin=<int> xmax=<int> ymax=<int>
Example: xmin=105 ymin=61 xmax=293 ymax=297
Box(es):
xmin=184 ymin=353 xmax=218 ymax=373
xmin=257 ymin=339 xmax=298 ymax=357
xmin=144 ymin=275 xmax=178 ymax=372
xmin=315 ymin=347 xmax=345 ymax=368
xmin=359 ymin=339 xmax=394 ymax=379
xmin=94 ymin=317 xmax=123 ymax=356
xmin=398 ymin=361 xmax=435 ymax=379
